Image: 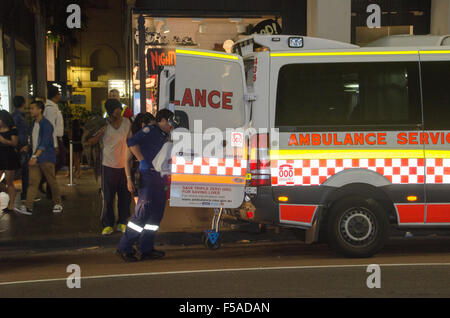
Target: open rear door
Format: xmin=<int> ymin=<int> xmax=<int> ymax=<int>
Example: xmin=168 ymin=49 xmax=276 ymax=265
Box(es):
xmin=169 ymin=49 xmax=248 ymax=209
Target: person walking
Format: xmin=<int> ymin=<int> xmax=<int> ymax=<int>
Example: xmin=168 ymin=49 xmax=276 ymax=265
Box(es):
xmin=116 ymin=109 xmax=174 ymax=262
xmin=11 ymin=96 xmax=30 ymax=202
xmin=15 ymin=101 xmax=63 ymax=215
xmin=88 ymin=99 xmax=131 ymax=235
xmin=0 ymin=110 xmax=20 ymax=213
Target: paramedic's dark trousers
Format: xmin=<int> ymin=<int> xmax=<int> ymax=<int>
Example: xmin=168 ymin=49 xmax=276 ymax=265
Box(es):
xmin=118 ymin=171 xmax=167 ymax=254
xmin=101 ymin=165 xmax=131 ymax=227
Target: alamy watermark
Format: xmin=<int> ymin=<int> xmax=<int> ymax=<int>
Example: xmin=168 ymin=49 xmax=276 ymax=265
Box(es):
xmin=366 ymin=264 xmax=381 ymax=289
xmin=66 ymin=4 xmax=81 ymax=29
xmin=66 ymin=264 xmax=81 ymax=289
xmin=171 ymin=120 xmax=279 ymax=161
xmin=366 ymin=4 xmax=381 ymax=29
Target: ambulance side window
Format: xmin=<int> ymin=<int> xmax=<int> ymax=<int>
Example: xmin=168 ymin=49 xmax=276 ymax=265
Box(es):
xmin=421 ymin=61 xmax=450 ymax=130
xmin=275 ymin=62 xmax=421 ymax=130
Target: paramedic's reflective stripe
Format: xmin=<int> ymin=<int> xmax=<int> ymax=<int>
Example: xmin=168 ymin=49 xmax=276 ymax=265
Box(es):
xmin=271 ymin=157 xmax=450 ymax=186
xmin=172 ymin=156 xmax=247 ymax=176
xmin=270 ymin=149 xmax=450 ymax=160
xmin=176 ymin=49 xmax=239 ymax=61
xmin=172 ymin=174 xmax=245 ymax=185
xmin=127 ymin=222 xmax=144 ymax=233
xmin=127 ymin=222 xmax=159 ymax=232
xmin=270 ymin=50 xmax=450 ymax=58
xmin=144 ymin=224 xmax=159 ymax=231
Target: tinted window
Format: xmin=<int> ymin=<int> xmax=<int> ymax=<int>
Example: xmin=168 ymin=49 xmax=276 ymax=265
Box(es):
xmin=421 ymin=61 xmax=450 ymax=130
xmin=275 ymin=62 xmax=421 ymax=130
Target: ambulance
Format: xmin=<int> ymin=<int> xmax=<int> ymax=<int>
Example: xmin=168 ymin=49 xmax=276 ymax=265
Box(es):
xmin=166 ymin=34 xmax=450 ymax=258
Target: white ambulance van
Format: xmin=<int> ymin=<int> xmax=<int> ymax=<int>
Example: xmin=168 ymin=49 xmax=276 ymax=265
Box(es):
xmin=167 ymin=34 xmax=450 ymax=258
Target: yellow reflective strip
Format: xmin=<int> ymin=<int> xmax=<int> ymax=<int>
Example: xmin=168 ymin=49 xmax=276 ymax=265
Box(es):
xmin=176 ymin=49 xmax=239 ymax=60
xmin=270 ymin=51 xmax=418 ymax=57
xmin=420 ymin=50 xmax=450 ymax=54
xmin=425 ymin=150 xmax=450 ymax=159
xmin=172 ymin=174 xmax=245 ymax=184
xmin=270 ymin=149 xmax=426 ymax=160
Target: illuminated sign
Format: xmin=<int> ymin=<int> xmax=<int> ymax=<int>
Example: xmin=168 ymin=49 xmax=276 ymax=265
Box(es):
xmin=147 ymin=49 xmax=176 ymax=74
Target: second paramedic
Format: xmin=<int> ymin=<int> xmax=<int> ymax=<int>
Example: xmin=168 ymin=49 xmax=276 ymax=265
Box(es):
xmin=116 ymin=109 xmax=174 ymax=262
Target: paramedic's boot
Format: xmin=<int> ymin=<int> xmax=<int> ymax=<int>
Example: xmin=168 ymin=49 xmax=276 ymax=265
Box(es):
xmin=140 ymin=249 xmax=165 ymax=261
xmin=116 ymin=223 xmax=126 ymax=233
xmin=115 ymin=249 xmax=139 ymax=262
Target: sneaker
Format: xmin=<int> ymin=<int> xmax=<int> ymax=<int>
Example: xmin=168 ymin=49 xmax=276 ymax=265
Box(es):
xmin=140 ymin=249 xmax=165 ymax=261
xmin=14 ymin=206 xmax=33 ymax=216
xmin=102 ymin=226 xmax=114 ymax=236
xmin=52 ymin=204 xmax=63 ymax=213
xmin=115 ymin=249 xmax=139 ymax=262
xmin=116 ymin=224 xmax=126 ymax=233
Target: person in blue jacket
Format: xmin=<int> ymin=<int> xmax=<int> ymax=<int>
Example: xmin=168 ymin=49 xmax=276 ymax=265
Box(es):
xmin=15 ymin=100 xmax=63 ymax=215
xmin=116 ymin=109 xmax=175 ymax=262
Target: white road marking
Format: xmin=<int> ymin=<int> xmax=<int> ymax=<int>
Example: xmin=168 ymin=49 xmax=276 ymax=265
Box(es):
xmin=0 ymin=263 xmax=449 ymax=286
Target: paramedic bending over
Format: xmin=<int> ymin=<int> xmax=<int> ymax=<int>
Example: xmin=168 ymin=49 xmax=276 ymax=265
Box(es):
xmin=116 ymin=109 xmax=174 ymax=262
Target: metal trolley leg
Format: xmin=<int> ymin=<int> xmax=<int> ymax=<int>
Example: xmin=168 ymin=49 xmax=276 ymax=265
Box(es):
xmin=203 ymin=208 xmax=223 ymax=250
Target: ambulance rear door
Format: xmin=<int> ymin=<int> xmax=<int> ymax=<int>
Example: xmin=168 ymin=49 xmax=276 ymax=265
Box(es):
xmin=169 ymin=49 xmax=249 ymax=209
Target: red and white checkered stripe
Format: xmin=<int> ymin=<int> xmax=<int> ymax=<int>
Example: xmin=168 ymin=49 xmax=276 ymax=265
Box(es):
xmin=172 ymin=156 xmax=247 ymax=176
xmin=271 ymin=158 xmax=450 ymax=186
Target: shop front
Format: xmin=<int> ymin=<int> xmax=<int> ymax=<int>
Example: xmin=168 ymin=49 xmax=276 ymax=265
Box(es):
xmin=128 ymin=0 xmax=306 ymax=114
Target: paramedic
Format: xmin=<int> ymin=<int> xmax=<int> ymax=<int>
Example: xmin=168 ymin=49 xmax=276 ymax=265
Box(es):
xmin=116 ymin=109 xmax=174 ymax=262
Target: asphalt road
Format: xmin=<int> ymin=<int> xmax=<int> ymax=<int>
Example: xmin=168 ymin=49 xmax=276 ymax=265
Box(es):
xmin=0 ymin=237 xmax=449 ymax=298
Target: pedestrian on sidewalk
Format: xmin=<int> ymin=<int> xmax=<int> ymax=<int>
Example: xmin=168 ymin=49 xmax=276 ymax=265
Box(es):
xmin=16 ymin=101 xmax=63 ymax=215
xmin=0 ymin=110 xmax=20 ymax=213
xmin=42 ymin=86 xmax=65 ymax=199
xmin=11 ymin=96 xmax=30 ymax=202
xmin=116 ymin=109 xmax=174 ymax=262
xmin=126 ymin=112 xmax=156 ymax=204
xmin=88 ymin=99 xmax=131 ymax=235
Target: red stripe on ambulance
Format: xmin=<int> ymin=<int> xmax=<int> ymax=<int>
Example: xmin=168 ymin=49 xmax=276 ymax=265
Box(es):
xmin=279 ymin=204 xmax=317 ymax=225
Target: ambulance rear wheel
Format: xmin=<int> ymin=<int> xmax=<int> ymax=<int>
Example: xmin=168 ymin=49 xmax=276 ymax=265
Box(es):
xmin=327 ymin=197 xmax=389 ymax=258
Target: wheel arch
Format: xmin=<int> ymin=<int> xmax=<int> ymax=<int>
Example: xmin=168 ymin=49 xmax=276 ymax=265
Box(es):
xmin=316 ymin=182 xmax=398 ymax=243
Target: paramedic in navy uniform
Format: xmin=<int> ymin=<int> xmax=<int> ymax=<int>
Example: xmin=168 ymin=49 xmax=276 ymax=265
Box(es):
xmin=116 ymin=109 xmax=174 ymax=262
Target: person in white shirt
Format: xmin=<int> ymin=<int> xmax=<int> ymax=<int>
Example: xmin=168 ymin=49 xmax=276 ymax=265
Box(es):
xmin=88 ymin=99 xmax=132 ymax=235
xmin=42 ymin=86 xmax=65 ymax=199
xmin=44 ymin=86 xmax=64 ymax=151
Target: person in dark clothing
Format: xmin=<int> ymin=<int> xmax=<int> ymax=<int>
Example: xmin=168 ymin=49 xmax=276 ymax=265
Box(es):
xmin=11 ymin=96 xmax=30 ymax=201
xmin=126 ymin=112 xmax=156 ymax=202
xmin=0 ymin=110 xmax=20 ymax=213
xmin=117 ymin=109 xmax=174 ymax=262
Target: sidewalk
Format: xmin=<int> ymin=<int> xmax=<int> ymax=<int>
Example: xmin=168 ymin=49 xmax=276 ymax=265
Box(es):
xmin=0 ymin=169 xmax=297 ymax=251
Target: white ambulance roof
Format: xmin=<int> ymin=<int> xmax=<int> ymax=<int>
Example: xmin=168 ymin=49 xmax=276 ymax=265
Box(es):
xmin=365 ymin=34 xmax=450 ymax=47
xmin=234 ymin=34 xmax=358 ymax=53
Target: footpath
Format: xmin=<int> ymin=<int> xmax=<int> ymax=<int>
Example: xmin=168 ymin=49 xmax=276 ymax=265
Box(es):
xmin=0 ymin=169 xmax=297 ymax=252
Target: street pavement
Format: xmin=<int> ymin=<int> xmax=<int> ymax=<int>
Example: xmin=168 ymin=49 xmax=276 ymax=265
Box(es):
xmin=0 ymin=238 xmax=449 ymax=298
